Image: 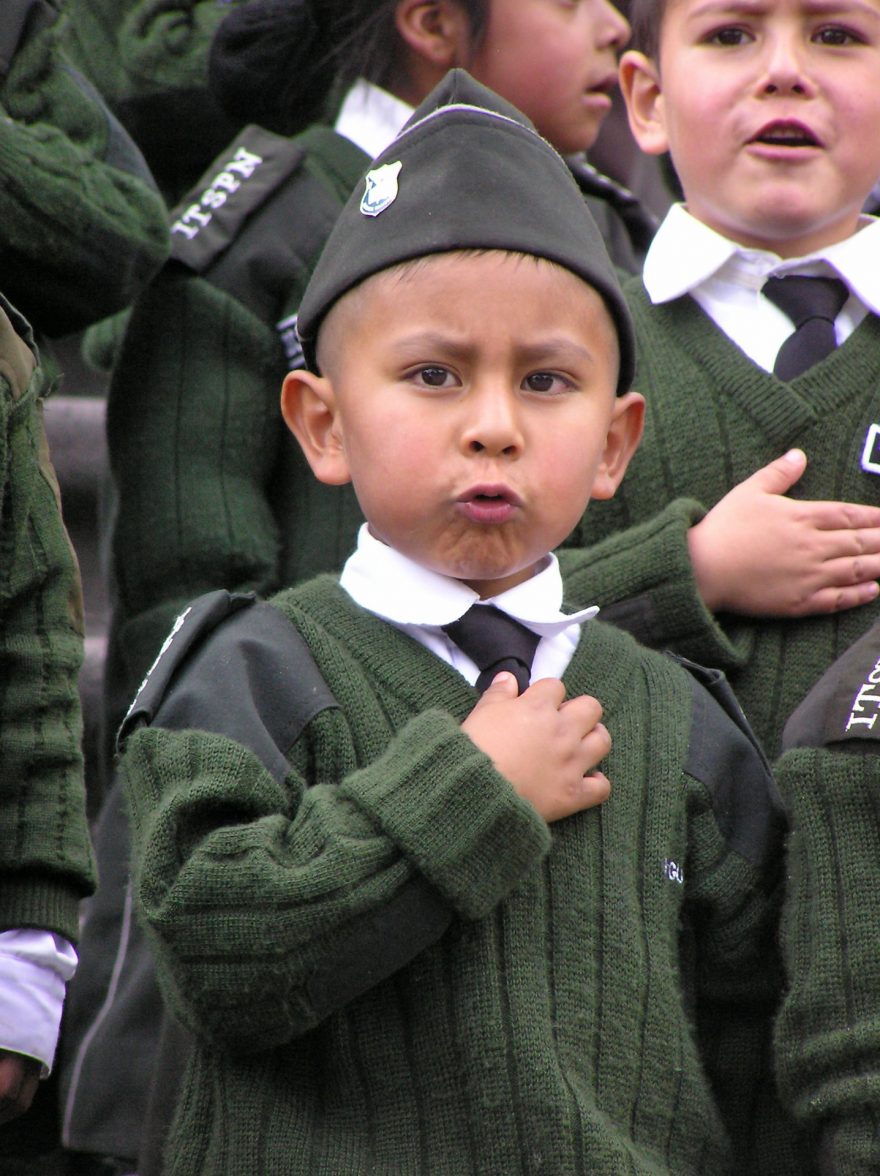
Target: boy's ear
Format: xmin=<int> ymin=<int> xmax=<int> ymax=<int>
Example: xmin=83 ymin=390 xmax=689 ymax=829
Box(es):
xmin=280 ymin=370 xmax=352 ymax=486
xmin=619 ymin=51 xmax=669 ymax=156
xmin=590 ymin=391 xmax=645 ymax=501
xmin=395 ymin=0 xmax=473 ymax=70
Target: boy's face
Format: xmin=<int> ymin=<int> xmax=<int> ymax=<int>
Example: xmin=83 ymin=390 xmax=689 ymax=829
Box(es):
xmin=465 ymin=0 xmax=631 ymax=154
xmin=283 ymin=252 xmax=643 ymax=599
xmin=620 ymin=0 xmax=880 ymax=255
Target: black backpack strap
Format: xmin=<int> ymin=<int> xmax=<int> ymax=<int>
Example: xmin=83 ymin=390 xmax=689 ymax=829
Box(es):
xmin=118 ymin=589 xmax=337 ymax=780
xmin=120 ymin=589 xmax=453 ymax=1035
xmin=669 ymin=653 xmax=784 ymax=878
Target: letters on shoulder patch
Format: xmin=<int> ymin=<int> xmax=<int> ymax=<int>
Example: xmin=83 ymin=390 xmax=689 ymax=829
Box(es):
xmin=169 ymin=126 xmax=307 ymax=273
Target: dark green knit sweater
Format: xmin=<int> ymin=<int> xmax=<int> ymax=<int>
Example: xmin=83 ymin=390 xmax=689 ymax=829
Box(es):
xmin=0 ymin=295 xmax=95 ymax=937
xmin=773 ymin=746 xmax=880 ymax=1174
xmin=121 ymin=577 xmax=791 ymax=1175
xmin=561 ymin=284 xmax=880 ymax=757
xmin=1 ymin=0 xmax=168 ymax=339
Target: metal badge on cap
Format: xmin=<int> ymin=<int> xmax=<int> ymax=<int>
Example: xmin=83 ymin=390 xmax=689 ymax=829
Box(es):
xmin=360 ymin=161 xmax=402 ymax=217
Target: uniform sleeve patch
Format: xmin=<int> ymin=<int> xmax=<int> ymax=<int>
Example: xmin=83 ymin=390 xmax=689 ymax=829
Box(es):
xmin=169 ymin=125 xmax=307 ymax=273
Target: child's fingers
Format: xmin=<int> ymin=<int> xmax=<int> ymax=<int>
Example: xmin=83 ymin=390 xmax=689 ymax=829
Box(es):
xmin=745 ymin=447 xmax=807 ymax=496
xmin=819 ymin=549 xmax=880 ymax=586
xmin=581 ymin=771 xmax=611 ymax=808
xmin=806 ymin=506 xmax=880 ymax=534
xmin=558 ymin=691 xmax=603 ymax=728
xmin=520 ymin=676 xmax=567 ymax=706
xmin=582 ymin=721 xmax=612 ymax=765
xmin=787 ymin=579 xmax=880 ymax=617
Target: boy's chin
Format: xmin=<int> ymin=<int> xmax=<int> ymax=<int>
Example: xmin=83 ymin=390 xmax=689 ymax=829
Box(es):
xmin=457 ymin=560 xmax=548 ymax=600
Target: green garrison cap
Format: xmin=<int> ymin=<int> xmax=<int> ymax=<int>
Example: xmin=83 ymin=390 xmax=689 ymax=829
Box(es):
xmin=296 ymin=70 xmax=636 ymax=395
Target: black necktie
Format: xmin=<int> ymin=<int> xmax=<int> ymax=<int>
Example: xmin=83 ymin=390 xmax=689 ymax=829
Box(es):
xmin=762 ymin=275 xmax=849 ymax=380
xmin=443 ymin=605 xmax=540 ymax=695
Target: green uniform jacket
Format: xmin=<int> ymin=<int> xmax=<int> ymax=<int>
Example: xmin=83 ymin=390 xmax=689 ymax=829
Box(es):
xmin=105 ymin=123 xmax=370 ymax=725
xmin=59 ymin=0 xmax=254 ymax=199
xmin=0 ymin=294 xmax=95 ymax=937
xmin=561 ymin=283 xmax=880 ymax=758
xmin=121 ymin=577 xmax=794 ymax=1176
xmin=1 ymin=0 xmax=168 ymax=338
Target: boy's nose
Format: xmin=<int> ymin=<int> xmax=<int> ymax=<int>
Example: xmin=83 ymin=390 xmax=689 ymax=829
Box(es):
xmin=597 ymin=0 xmax=630 ymax=51
xmin=758 ymin=34 xmax=814 ymax=97
xmin=460 ymin=389 xmax=524 ymax=458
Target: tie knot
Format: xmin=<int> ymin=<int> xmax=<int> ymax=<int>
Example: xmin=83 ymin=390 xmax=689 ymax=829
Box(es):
xmin=762 ymin=274 xmax=849 ymax=328
xmin=442 ymin=605 xmax=540 ymax=695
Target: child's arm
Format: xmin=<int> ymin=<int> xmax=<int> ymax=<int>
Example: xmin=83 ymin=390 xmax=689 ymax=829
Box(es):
xmin=688 ymin=449 xmax=880 ymax=618
xmin=774 ymin=746 xmax=880 ymax=1174
xmin=107 ymin=270 xmax=287 ymax=704
xmin=772 ymin=622 xmax=880 ymax=1172
xmin=677 ymin=676 xmax=790 ymax=1172
xmin=122 ymin=684 xmax=608 ymax=1053
xmin=560 ymin=450 xmax=880 ymax=670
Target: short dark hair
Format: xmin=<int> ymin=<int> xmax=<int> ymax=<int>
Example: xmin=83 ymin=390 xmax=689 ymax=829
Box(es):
xmin=627 ymin=0 xmax=665 ymax=58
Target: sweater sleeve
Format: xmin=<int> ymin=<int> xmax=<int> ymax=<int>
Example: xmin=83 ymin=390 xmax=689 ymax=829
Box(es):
xmin=0 ymin=1 xmax=168 ymax=337
xmin=773 ymin=747 xmax=880 ymax=1173
xmin=0 ymin=297 xmax=95 ymax=938
xmin=107 ymin=268 xmax=286 ymax=702
xmin=559 ymin=498 xmax=752 ymax=672
xmin=677 ymin=670 xmax=792 ymax=1171
xmin=122 ymin=713 xmax=550 ymax=1053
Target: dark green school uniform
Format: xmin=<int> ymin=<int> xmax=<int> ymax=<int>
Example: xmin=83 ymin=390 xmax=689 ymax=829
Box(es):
xmin=1 ymin=0 xmax=168 ymax=341
xmin=120 ymin=578 xmax=794 ymax=1175
xmin=0 ymin=292 xmax=95 ymax=942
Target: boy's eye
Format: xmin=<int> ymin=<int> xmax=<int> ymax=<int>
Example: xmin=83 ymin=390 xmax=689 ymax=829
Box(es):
xmin=813 ymin=25 xmax=861 ymax=45
xmin=413 ymin=366 xmax=454 ymax=387
xmin=523 ymin=372 xmax=571 ymax=395
xmin=706 ymin=25 xmax=751 ymax=46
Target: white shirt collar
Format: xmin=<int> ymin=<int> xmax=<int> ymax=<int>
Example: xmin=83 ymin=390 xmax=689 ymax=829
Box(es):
xmin=339 ymin=525 xmax=598 ymax=636
xmin=334 ymin=79 xmax=414 ymax=161
xmin=644 ymin=203 xmax=880 ymax=316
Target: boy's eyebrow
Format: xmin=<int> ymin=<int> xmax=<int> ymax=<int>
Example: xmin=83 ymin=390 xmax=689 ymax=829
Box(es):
xmin=388 ymin=332 xmax=599 ymax=367
xmin=684 ymin=0 xmax=880 ymax=17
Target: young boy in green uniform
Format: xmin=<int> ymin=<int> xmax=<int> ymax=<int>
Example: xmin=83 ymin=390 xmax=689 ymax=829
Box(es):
xmin=562 ymin=0 xmax=880 ymax=758
xmin=62 ymin=6 xmax=655 ymax=1168
xmin=117 ymin=72 xmax=795 ymax=1175
xmin=555 ymin=1 xmax=880 ymax=1165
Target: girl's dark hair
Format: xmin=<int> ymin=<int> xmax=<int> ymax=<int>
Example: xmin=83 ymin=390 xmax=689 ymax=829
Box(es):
xmin=627 ymin=0 xmax=665 ymax=58
xmin=209 ymin=0 xmax=489 ymax=137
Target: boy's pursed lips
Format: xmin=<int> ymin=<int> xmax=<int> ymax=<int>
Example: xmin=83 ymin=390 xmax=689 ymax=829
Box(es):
xmin=748 ymin=119 xmax=823 ymax=149
xmin=456 ymin=483 xmax=523 ymax=525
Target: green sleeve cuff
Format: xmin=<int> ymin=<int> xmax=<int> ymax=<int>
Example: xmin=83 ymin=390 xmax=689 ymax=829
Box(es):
xmin=559 ymin=498 xmax=752 ymax=670
xmin=340 ymin=709 xmax=551 ymax=921
xmin=0 ymin=872 xmax=92 ymax=942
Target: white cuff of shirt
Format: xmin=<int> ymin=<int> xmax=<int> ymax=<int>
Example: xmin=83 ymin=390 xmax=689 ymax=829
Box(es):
xmin=0 ymin=929 xmax=78 ymax=1075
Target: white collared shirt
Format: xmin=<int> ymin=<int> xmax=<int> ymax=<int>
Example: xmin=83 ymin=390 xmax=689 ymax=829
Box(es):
xmin=0 ymin=929 xmax=77 ymax=1074
xmin=643 ymin=204 xmax=880 ymax=371
xmin=334 ymin=79 xmax=414 ymax=161
xmin=340 ymin=526 xmax=598 ymax=686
